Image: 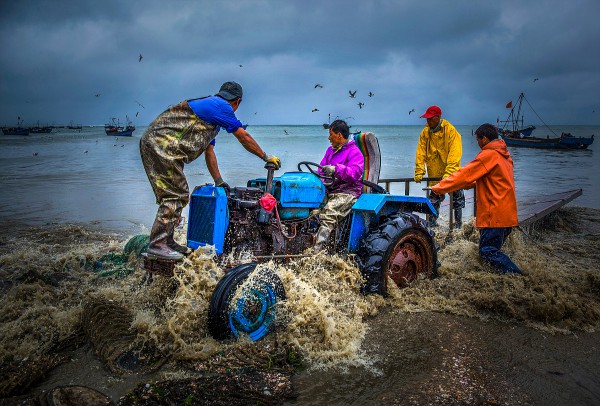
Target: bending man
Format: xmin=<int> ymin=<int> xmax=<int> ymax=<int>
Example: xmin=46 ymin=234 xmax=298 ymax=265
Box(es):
xmin=431 ymin=123 xmax=522 ymax=274
xmin=315 ymin=119 xmax=364 ymax=251
xmin=140 ymin=81 xmax=281 ymax=261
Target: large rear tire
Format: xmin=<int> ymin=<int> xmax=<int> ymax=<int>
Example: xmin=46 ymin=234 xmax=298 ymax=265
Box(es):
xmin=359 ymin=213 xmax=438 ymax=296
xmin=208 ymin=263 xmax=286 ymax=341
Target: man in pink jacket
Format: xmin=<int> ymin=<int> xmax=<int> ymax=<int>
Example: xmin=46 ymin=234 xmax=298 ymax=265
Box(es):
xmin=315 ymin=119 xmax=365 ymax=251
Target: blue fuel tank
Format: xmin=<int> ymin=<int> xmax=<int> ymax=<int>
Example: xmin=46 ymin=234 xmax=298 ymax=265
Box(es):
xmin=248 ymin=172 xmax=326 ymax=220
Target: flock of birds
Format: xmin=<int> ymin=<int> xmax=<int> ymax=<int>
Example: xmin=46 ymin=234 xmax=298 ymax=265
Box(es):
xmin=91 ymin=53 xmax=146 ymax=118
xmin=309 ymin=85 xmax=376 ymax=113
xmin=91 ymin=57 xmax=548 ymax=126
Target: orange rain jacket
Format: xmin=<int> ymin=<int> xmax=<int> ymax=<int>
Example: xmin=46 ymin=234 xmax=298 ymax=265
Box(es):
xmin=431 ymin=139 xmax=518 ymax=228
xmin=414 ymin=119 xmax=462 ymax=184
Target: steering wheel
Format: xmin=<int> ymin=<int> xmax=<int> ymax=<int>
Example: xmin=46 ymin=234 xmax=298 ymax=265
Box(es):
xmin=297 ymin=161 xmax=334 ymax=185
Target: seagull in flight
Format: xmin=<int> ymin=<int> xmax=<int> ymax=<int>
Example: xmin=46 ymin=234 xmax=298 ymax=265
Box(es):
xmin=349 ymin=90 xmax=357 ymax=98
xmin=314 ymin=84 xmax=323 ymax=88
xmin=135 ymin=100 xmax=145 ymax=109
xmin=138 ymin=53 xmax=143 ymax=62
xmin=409 ymin=108 xmax=415 ymax=115
xmin=533 ymin=78 xmax=539 ymax=82
xmin=368 ymin=92 xmax=374 ymax=97
xmin=284 ymin=129 xmax=289 ymax=135
xmin=95 ymin=93 xmax=101 ymax=97
xmin=357 ymin=102 xmax=364 ymax=109
xmin=239 ymin=64 xmax=243 ymax=67
xmin=312 ymin=108 xmax=319 ymax=112
xmin=136 ymin=112 xmax=139 ymax=117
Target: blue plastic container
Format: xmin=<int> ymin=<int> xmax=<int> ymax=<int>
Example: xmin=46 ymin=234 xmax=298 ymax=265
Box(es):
xmin=187 ymin=185 xmax=229 ymax=254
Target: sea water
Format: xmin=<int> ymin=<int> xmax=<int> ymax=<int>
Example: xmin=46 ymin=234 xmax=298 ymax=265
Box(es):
xmin=1 ymin=125 xmax=599 ymax=404
xmin=0 ymin=124 xmax=597 ymax=232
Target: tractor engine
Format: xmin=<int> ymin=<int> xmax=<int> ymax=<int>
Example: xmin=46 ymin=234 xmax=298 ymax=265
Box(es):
xmin=187 ymin=171 xmax=327 ymax=259
xmin=224 ymin=186 xmax=319 ymax=257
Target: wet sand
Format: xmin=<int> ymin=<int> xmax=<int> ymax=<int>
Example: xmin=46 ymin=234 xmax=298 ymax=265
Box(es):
xmin=1 ymin=206 xmax=599 ymax=405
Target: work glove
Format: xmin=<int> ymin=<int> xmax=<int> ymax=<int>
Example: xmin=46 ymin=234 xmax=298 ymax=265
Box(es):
xmin=414 ymin=174 xmax=423 ymax=183
xmin=262 ymin=152 xmax=281 ymax=169
xmin=322 ymin=165 xmax=336 ymax=177
xmin=215 ymin=177 xmax=231 ymax=193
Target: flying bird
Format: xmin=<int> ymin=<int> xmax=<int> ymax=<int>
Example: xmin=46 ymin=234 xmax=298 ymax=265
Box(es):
xmin=357 ymin=102 xmax=364 ymax=109
xmin=138 ymin=53 xmax=143 ymax=62
xmin=95 ymin=93 xmax=101 ymax=97
xmin=239 ymin=64 xmax=243 ymax=67
xmin=533 ymin=78 xmax=539 ymax=82
xmin=312 ymin=108 xmax=319 ymax=112
xmin=409 ymin=108 xmax=415 ymax=115
xmin=349 ymin=90 xmax=357 ymax=98
xmin=368 ymin=92 xmax=374 ymax=97
xmin=284 ymin=130 xmax=289 ymax=135
xmin=136 ymin=112 xmax=139 ymax=117
xmin=135 ymin=100 xmax=145 ymax=109
xmin=84 ymin=150 xmax=88 ymax=153
xmin=314 ymin=84 xmax=323 ymax=88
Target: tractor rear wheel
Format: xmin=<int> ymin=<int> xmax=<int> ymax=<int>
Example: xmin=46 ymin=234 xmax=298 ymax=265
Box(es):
xmin=359 ymin=213 xmax=438 ymax=296
xmin=208 ymin=263 xmax=286 ymax=341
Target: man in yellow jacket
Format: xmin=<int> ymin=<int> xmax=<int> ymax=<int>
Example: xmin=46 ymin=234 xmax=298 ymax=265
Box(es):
xmin=414 ymin=105 xmax=465 ymax=227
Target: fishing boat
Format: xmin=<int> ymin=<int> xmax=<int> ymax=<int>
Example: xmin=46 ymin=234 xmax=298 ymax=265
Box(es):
xmin=503 ymin=132 xmax=594 ymax=149
xmin=67 ymin=121 xmax=82 ymax=130
xmin=2 ymin=117 xmax=29 ymax=135
xmin=104 ymin=116 xmax=135 ymax=136
xmin=498 ymin=92 xmax=594 ymax=150
xmin=498 ymin=93 xmax=536 ymax=137
xmin=28 ymin=121 xmax=53 ymax=134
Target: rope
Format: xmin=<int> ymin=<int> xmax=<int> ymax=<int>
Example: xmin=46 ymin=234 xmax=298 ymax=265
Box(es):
xmin=522 ymin=94 xmax=559 ymax=137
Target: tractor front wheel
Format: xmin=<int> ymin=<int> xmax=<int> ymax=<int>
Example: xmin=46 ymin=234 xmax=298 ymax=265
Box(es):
xmin=208 ymin=263 xmax=286 ymax=341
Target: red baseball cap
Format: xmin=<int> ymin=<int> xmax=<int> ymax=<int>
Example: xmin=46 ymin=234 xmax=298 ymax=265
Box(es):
xmin=420 ymin=105 xmax=442 ymax=118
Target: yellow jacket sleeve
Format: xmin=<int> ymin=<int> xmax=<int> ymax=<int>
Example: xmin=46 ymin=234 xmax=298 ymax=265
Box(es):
xmin=414 ymin=127 xmax=428 ymax=178
xmin=442 ymin=123 xmax=462 ymax=178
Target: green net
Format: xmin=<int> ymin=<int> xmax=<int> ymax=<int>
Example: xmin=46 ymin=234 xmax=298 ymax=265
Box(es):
xmin=94 ymin=234 xmax=149 ymax=279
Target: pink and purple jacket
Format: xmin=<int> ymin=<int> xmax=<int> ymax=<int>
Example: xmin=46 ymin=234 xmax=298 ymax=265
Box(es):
xmin=319 ymin=140 xmax=364 ymax=198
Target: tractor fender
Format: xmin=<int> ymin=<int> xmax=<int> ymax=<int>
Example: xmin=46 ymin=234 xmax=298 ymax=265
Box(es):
xmin=347 ymin=194 xmax=436 ymax=253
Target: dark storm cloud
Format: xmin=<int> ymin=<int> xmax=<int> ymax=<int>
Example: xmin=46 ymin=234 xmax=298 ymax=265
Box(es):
xmin=1 ymin=0 xmax=599 ymax=126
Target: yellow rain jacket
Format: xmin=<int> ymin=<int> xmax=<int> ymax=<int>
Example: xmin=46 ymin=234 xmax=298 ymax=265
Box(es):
xmin=414 ymin=119 xmax=462 ymax=185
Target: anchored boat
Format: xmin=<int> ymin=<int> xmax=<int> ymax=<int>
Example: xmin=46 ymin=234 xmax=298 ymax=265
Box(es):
xmin=498 ymin=92 xmax=594 ymax=149
xmin=105 ymin=116 xmax=135 ymax=136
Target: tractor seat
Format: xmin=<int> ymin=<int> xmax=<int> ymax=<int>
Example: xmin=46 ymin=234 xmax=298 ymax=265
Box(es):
xmin=354 ymin=132 xmax=382 ymax=194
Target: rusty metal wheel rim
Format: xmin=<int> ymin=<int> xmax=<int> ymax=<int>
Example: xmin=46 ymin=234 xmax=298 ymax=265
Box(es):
xmin=387 ymin=230 xmax=433 ymax=288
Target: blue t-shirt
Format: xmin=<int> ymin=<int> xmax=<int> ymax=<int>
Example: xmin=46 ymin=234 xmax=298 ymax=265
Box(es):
xmin=187 ymin=96 xmax=244 ymax=146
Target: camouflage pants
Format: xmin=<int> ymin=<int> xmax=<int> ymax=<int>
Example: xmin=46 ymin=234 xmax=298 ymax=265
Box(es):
xmin=315 ymin=193 xmax=357 ymax=249
xmin=139 ymin=102 xmax=217 ymax=246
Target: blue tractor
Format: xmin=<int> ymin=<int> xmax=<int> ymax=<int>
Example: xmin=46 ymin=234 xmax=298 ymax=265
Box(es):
xmin=186 ymin=133 xmax=439 ymax=340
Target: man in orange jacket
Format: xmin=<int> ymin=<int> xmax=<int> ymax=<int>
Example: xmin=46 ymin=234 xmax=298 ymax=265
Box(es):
xmin=431 ymin=123 xmax=522 ymax=274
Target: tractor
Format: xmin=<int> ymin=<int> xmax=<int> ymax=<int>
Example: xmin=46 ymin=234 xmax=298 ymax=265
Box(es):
xmin=180 ymin=132 xmax=439 ymax=341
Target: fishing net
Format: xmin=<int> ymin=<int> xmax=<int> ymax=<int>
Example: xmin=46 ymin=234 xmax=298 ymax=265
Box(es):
xmin=93 ymin=234 xmax=149 ymax=279
xmin=82 ymin=298 xmax=164 ymax=375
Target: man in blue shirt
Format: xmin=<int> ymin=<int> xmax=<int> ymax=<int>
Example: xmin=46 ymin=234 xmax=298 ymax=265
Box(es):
xmin=140 ymin=81 xmax=281 ymax=261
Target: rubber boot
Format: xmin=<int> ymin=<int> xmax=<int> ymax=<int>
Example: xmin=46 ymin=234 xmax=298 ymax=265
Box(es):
xmin=167 ymin=234 xmax=193 ymax=256
xmin=147 ymin=220 xmax=184 ymax=261
xmin=453 ymin=208 xmax=463 ymax=229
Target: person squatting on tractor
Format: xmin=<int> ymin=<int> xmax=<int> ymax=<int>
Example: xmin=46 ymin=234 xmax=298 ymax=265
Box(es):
xmin=140 ymin=81 xmax=281 ymax=261
xmin=314 ymin=119 xmax=365 ymax=251
xmin=414 ymin=105 xmax=465 ymax=227
xmin=431 ymin=123 xmax=522 ymax=275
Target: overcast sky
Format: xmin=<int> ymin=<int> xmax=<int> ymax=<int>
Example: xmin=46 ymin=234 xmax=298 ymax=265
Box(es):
xmin=1 ymin=0 xmax=599 ymax=127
